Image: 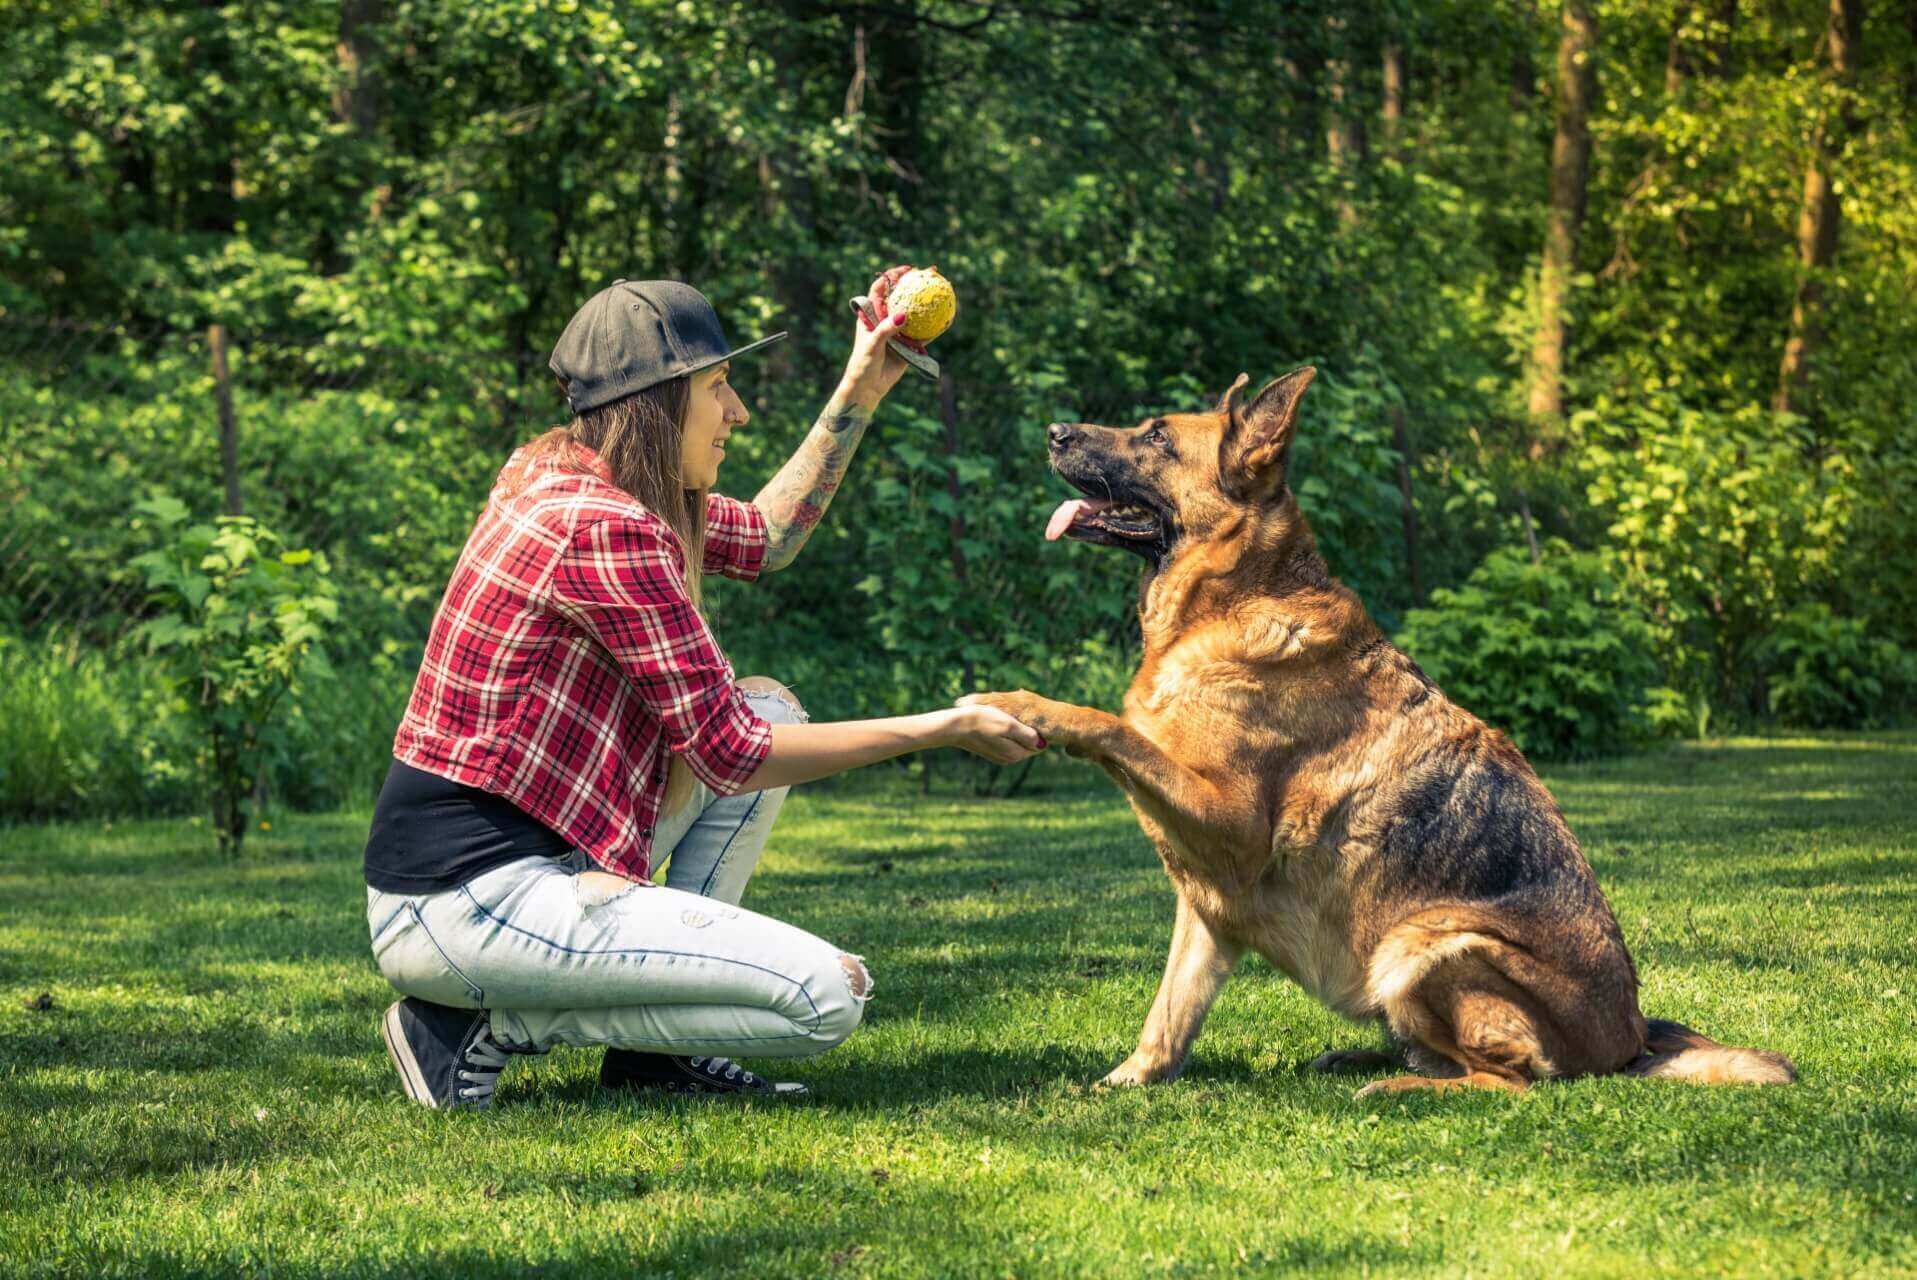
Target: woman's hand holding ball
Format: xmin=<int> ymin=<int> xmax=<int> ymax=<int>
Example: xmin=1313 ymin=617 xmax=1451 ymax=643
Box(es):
xmin=838 ymin=264 xmax=957 ymax=408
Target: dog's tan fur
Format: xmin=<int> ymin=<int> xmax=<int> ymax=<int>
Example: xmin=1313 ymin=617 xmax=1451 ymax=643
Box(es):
xmin=968 ymin=370 xmax=1794 ymax=1094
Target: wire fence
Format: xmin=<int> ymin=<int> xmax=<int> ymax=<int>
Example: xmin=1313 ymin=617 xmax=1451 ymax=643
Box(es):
xmin=0 ymin=314 xmax=1167 ymax=647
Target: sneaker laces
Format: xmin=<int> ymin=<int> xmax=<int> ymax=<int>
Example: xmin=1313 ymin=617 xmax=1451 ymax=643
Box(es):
xmin=687 ymin=1055 xmax=759 ymax=1087
xmin=456 ymin=1032 xmax=514 ymax=1104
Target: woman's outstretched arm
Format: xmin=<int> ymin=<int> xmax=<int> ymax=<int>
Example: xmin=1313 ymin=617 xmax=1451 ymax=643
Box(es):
xmin=754 ymin=270 xmax=914 ymax=571
xmin=739 ymin=705 xmax=1044 ymax=792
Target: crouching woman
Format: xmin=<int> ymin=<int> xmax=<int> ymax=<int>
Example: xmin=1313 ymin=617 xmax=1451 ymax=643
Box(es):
xmin=363 ymin=274 xmax=1041 ymax=1108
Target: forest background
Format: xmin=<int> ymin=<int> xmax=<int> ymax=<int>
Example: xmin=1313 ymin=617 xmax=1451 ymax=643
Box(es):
xmin=3 ymin=0 xmax=1912 ymax=830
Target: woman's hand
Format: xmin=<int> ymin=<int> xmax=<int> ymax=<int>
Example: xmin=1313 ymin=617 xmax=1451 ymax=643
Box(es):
xmin=837 ymin=265 xmax=922 ymax=410
xmin=934 ymin=703 xmax=1047 ymax=764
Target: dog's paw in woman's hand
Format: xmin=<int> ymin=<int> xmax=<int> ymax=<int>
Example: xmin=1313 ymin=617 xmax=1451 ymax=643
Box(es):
xmin=956 ymin=690 xmax=1078 ymax=748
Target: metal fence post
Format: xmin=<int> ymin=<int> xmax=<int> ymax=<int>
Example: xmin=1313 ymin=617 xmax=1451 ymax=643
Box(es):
xmin=209 ymin=324 xmax=242 ymax=516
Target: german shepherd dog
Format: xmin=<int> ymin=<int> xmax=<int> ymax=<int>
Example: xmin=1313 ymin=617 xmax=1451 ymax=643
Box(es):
xmin=963 ymin=369 xmax=1794 ymax=1095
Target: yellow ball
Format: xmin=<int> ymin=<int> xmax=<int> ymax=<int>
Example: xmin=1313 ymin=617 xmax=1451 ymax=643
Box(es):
xmin=888 ymin=268 xmax=957 ymax=343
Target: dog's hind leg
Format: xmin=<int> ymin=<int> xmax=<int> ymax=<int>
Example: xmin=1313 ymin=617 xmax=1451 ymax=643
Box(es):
xmin=1100 ymin=893 xmax=1242 ymax=1087
xmin=1357 ymin=918 xmax=1572 ymax=1099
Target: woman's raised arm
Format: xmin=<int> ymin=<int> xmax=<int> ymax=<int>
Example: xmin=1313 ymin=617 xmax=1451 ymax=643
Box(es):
xmin=753 ymin=270 xmax=915 ymax=571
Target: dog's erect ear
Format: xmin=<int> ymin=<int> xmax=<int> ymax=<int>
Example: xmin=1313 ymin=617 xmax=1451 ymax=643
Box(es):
xmin=1215 ymin=373 xmax=1251 ymax=416
xmin=1220 ymin=366 xmax=1316 ymax=497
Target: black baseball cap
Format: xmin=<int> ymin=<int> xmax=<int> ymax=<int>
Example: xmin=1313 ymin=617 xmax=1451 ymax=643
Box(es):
xmin=549 ymin=279 xmax=787 ymax=414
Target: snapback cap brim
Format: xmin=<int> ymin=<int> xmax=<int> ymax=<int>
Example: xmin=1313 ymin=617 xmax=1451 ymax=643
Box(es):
xmin=682 ymin=330 xmax=788 ymax=377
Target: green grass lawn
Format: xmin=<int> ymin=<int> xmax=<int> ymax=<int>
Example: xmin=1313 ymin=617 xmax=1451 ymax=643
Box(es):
xmin=4 ymin=736 xmax=1915 ymax=1278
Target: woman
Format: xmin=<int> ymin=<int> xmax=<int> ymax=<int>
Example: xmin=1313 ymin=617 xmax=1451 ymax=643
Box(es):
xmin=364 ymin=271 xmax=1043 ymax=1109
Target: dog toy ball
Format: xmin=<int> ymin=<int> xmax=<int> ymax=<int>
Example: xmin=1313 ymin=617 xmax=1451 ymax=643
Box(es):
xmin=886 ymin=267 xmax=957 ymax=343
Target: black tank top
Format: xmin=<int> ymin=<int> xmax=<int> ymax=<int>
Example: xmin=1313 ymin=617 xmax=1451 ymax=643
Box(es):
xmin=362 ymin=757 xmax=572 ymax=893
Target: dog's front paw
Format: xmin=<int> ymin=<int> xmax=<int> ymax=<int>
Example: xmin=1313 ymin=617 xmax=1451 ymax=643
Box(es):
xmin=958 ymin=690 xmax=1099 ymax=752
xmin=1096 ymin=1054 xmax=1178 ymax=1088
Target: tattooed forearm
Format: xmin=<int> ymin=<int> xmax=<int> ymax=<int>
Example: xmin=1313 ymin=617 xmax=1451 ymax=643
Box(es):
xmin=753 ymin=393 xmax=875 ymax=571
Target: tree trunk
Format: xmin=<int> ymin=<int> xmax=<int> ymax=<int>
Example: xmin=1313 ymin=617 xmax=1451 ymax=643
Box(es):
xmin=662 ymin=90 xmax=688 ymax=276
xmin=1324 ymin=14 xmax=1365 ymax=226
xmin=1510 ymin=44 xmax=1536 ymax=111
xmin=323 ymin=0 xmax=385 ymax=273
xmin=867 ymin=9 xmax=929 ymax=202
xmin=1189 ymin=111 xmax=1229 ymax=214
xmin=939 ymin=369 xmax=975 ymax=695
xmin=1518 ymin=491 xmax=1542 ymax=566
xmin=1527 ymin=0 xmax=1597 ymax=426
xmin=209 ymin=324 xmax=242 ymax=516
xmin=1665 ymin=9 xmax=1688 ymax=95
xmin=756 ymin=6 xmax=828 ymax=377
xmin=1381 ymin=43 xmax=1405 ymax=159
xmin=334 ymin=0 xmax=385 ymax=131
xmin=1389 ymin=405 xmax=1423 ymax=603
xmin=1906 ymin=0 xmax=1917 ymax=113
xmin=1775 ymin=0 xmax=1859 ymax=417
xmin=843 ymin=20 xmax=868 ymax=118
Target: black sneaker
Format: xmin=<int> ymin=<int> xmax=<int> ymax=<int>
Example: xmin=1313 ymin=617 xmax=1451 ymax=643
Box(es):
xmin=381 ymin=997 xmax=521 ymax=1110
xmin=599 ymin=1049 xmax=809 ymax=1098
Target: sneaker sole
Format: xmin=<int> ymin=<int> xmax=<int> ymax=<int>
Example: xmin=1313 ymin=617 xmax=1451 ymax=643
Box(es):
xmin=381 ymin=1000 xmax=444 ymax=1109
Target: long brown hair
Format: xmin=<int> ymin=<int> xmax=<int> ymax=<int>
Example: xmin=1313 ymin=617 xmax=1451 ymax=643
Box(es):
xmin=521 ymin=376 xmax=705 ymax=606
xmin=522 ymin=376 xmax=710 ymax=813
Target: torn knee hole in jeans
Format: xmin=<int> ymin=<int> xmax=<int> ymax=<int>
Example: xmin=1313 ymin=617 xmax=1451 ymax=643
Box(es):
xmin=737 ymin=677 xmax=810 ymax=723
xmin=839 ymin=952 xmax=873 ymax=1001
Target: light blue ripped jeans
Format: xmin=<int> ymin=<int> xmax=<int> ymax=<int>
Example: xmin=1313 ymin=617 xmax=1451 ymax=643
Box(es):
xmin=365 ymin=683 xmax=870 ymax=1059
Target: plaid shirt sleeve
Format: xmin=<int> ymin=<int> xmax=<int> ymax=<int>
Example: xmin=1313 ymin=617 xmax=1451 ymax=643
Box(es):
xmin=702 ymin=493 xmax=768 ymax=581
xmin=549 ymin=513 xmax=774 ymax=795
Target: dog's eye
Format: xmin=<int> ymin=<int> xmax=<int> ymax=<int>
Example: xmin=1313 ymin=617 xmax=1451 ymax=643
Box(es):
xmin=1142 ymin=426 xmax=1172 ymax=451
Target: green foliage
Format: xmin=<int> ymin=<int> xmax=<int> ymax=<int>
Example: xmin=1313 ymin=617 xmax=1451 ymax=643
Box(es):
xmin=1581 ymin=401 xmax=1856 ymax=726
xmin=1 ymin=0 xmax=1914 ymax=816
xmin=1760 ymin=603 xmax=1917 ymax=731
xmin=0 ymin=631 xmax=197 ymax=823
xmin=1396 ymin=541 xmax=1661 ymax=760
xmin=1285 ymin=357 xmax=1419 ymax=628
xmin=129 ymin=500 xmax=337 ymax=855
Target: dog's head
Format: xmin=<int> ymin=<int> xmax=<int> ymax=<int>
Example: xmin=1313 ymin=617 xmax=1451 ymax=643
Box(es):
xmin=1044 ymin=367 xmax=1317 ymax=566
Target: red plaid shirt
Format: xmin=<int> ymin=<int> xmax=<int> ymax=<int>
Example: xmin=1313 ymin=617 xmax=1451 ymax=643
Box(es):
xmin=392 ymin=441 xmax=773 ymax=881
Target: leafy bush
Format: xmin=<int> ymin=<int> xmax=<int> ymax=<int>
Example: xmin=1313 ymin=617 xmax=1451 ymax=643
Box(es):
xmin=1581 ymin=401 xmax=1855 ymax=727
xmin=130 ymin=501 xmax=337 ymax=855
xmin=1395 ymin=542 xmax=1661 ymax=761
xmin=1759 ymin=603 xmax=1917 ymax=730
xmin=1284 ymin=358 xmax=1420 ymax=630
xmin=0 ymin=335 xmax=504 ymax=656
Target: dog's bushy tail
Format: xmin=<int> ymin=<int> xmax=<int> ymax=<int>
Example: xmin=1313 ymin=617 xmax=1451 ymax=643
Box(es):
xmin=1625 ymin=1018 xmax=1796 ymax=1085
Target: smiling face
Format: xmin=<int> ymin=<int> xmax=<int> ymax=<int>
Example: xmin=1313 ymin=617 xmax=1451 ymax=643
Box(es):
xmin=678 ymin=362 xmax=750 ymax=490
xmin=1043 ymin=368 xmax=1317 ymax=566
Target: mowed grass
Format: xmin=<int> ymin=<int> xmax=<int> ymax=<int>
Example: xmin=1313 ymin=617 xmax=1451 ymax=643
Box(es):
xmin=3 ymin=736 xmax=1915 ymax=1278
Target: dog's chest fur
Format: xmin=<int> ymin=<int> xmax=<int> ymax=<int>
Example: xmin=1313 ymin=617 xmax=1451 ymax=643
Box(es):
xmin=1121 ymin=606 xmax=1373 ymax=1018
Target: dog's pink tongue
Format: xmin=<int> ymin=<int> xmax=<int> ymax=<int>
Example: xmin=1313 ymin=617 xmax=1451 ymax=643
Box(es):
xmin=1047 ymin=499 xmax=1093 ymax=542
